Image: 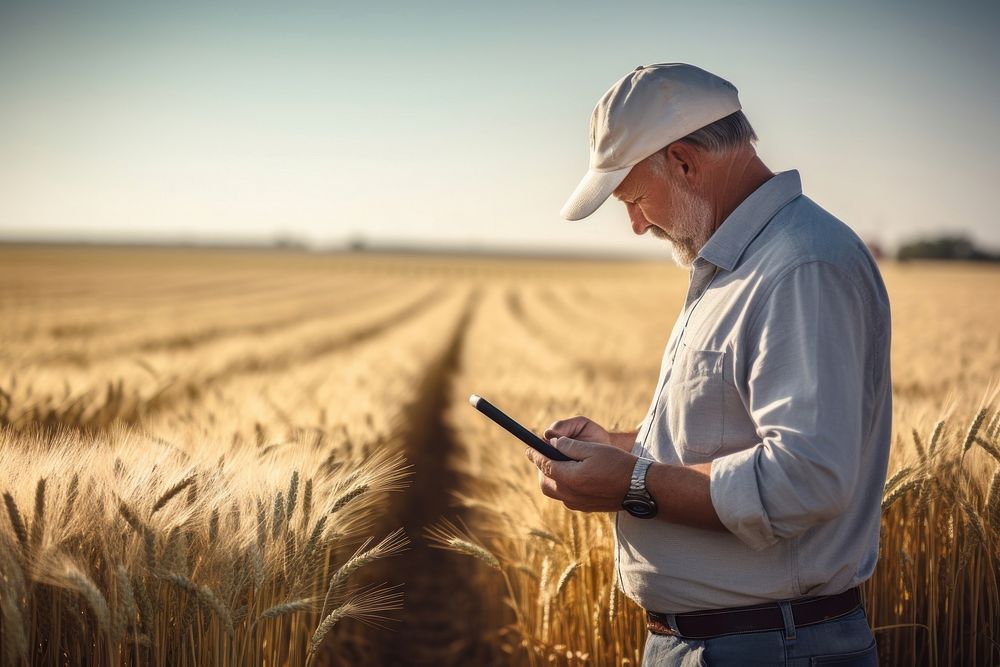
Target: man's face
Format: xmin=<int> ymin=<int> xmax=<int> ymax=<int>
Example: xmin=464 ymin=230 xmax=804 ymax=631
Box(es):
xmin=612 ymin=150 xmax=714 ymax=267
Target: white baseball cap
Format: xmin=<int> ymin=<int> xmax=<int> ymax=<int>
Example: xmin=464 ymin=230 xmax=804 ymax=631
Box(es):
xmin=560 ymin=63 xmax=742 ymax=221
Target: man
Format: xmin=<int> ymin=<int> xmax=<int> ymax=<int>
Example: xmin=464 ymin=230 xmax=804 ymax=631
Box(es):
xmin=526 ymin=63 xmax=891 ymax=666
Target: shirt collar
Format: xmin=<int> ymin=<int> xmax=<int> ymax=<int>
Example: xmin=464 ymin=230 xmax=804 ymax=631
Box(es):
xmin=697 ymin=169 xmax=802 ymax=272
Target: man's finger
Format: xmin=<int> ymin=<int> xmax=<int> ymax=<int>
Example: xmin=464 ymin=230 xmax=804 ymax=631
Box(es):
xmin=526 ymin=447 xmax=553 ymax=477
xmin=550 ymin=436 xmax=599 ymax=461
xmin=525 ymin=446 xmax=546 ymax=467
xmin=544 ymin=416 xmax=585 ymax=440
xmin=543 ymin=424 xmax=569 ymax=440
xmin=539 ymin=474 xmax=560 ymax=499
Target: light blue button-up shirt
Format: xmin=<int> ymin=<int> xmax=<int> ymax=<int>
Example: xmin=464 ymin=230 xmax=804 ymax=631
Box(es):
xmin=616 ymin=169 xmax=893 ymax=613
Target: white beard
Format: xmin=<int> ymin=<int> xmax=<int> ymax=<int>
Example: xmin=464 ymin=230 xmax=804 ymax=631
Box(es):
xmin=649 ymin=186 xmax=714 ymax=268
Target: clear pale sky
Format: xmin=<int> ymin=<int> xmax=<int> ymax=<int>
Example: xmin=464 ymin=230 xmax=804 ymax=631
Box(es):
xmin=1 ymin=1 xmax=998 ymax=257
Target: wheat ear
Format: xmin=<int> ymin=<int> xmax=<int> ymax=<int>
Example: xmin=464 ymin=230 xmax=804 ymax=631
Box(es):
xmin=555 ymin=561 xmax=582 ymax=597
xmin=3 ymin=492 xmax=28 ymax=550
xmin=285 ymin=470 xmax=299 ymax=520
xmin=30 ymin=477 xmax=45 ymax=551
xmin=425 ymin=520 xmax=500 ymax=570
xmin=320 ymin=528 xmax=408 ymax=618
xmin=962 ymin=408 xmax=989 ymax=453
xmin=158 ymin=572 xmax=234 ymax=636
xmin=150 ymin=475 xmax=196 ymax=515
xmin=260 ymin=597 xmax=315 ymax=619
xmin=309 ymin=584 xmax=403 ymax=657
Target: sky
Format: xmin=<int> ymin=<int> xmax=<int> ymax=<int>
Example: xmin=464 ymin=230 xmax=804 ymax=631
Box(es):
xmin=1 ymin=0 xmax=998 ymax=258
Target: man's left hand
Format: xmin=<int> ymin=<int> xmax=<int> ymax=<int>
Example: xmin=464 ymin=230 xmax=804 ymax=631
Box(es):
xmin=526 ymin=436 xmax=636 ymax=512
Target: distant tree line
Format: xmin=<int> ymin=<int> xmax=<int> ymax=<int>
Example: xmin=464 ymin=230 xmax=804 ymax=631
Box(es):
xmin=896 ymin=234 xmax=999 ymax=262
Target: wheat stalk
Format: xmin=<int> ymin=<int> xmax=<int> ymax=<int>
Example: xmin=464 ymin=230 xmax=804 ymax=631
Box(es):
xmin=118 ymin=500 xmax=144 ymax=534
xmin=329 ymin=484 xmax=369 ymax=515
xmin=179 ymin=595 xmax=200 ymax=639
xmin=255 ymin=498 xmax=267 ymax=550
xmin=272 ymin=491 xmax=285 ymax=540
xmin=987 ymin=409 xmax=1000 ymax=440
xmin=142 ymin=527 xmax=157 ymax=572
xmin=911 ymin=428 xmax=927 ymax=465
xmin=158 ymin=572 xmax=234 ymax=636
xmin=114 ymin=564 xmax=137 ymax=642
xmin=65 ymin=565 xmax=111 ymax=636
xmin=301 ymin=515 xmax=328 ymax=566
xmin=320 ymin=528 xmax=408 ymax=617
xmin=260 ymin=597 xmax=316 ymax=619
xmin=527 ymin=528 xmax=562 ymax=544
xmin=555 ymin=561 xmax=581 ymax=597
xmin=63 ymin=473 xmax=79 ymax=527
xmin=975 ymin=437 xmax=1000 ymax=465
xmin=251 ymin=544 xmax=265 ymax=589
xmin=0 ymin=539 xmax=28 ymax=663
xmin=164 ymin=526 xmax=186 ymax=574
xmin=928 ymin=419 xmax=946 ymax=458
xmin=301 ymin=477 xmax=313 ymax=529
xmin=983 ymin=467 xmax=1000 ymax=521
xmin=131 ymin=573 xmax=155 ymax=641
xmin=308 ymin=584 xmax=403 ymax=660
xmin=30 ymin=477 xmax=45 ymax=551
xmin=882 ymin=478 xmax=923 ymax=512
xmin=884 ymin=466 xmax=914 ymax=493
xmin=285 ymin=470 xmax=299 ymax=520
xmin=426 ymin=521 xmax=501 ymax=570
xmin=959 ymin=501 xmax=988 ymax=548
xmin=3 ymin=492 xmax=28 ymax=550
xmin=150 ymin=474 xmax=195 ymax=515
xmin=962 ymin=408 xmax=989 ymax=453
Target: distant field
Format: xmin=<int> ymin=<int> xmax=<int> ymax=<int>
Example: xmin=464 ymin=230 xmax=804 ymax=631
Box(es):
xmin=0 ymin=245 xmax=998 ymax=666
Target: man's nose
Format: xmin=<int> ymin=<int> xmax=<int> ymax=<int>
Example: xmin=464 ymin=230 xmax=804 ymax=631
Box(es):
xmin=627 ymin=206 xmax=650 ymax=235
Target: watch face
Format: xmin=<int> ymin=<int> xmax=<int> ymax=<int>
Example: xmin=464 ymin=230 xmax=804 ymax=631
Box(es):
xmin=622 ymin=498 xmax=657 ymax=519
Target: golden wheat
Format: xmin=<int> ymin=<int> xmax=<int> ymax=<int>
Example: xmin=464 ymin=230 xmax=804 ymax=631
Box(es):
xmin=2 ymin=247 xmax=999 ymax=666
xmin=0 ymin=250 xmax=476 ymax=664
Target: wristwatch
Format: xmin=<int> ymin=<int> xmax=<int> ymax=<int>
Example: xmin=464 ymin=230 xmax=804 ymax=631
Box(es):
xmin=622 ymin=457 xmax=658 ymax=519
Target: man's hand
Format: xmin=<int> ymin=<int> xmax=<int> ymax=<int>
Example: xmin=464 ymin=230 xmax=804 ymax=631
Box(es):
xmin=526 ymin=436 xmax=636 ymax=512
xmin=543 ymin=416 xmax=611 ymax=446
xmin=544 ymin=416 xmax=639 ymax=453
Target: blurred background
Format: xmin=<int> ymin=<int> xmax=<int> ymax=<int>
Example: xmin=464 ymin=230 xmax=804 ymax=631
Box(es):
xmin=2 ymin=0 xmax=998 ymax=260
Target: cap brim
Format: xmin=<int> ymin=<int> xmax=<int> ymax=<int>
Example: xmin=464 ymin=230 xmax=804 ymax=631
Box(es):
xmin=559 ymin=165 xmax=632 ymax=221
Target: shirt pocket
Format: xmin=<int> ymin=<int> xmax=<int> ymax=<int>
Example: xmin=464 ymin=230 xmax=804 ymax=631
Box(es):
xmin=667 ymin=342 xmax=726 ymax=458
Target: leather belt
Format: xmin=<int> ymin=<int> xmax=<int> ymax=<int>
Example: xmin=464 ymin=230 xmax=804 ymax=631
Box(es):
xmin=646 ymin=586 xmax=863 ymax=640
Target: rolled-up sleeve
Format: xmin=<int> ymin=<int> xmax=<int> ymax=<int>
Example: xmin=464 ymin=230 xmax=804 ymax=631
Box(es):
xmin=710 ymin=260 xmax=869 ymax=551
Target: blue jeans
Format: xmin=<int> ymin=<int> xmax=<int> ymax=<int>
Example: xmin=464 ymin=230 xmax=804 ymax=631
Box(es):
xmin=641 ymin=604 xmax=878 ymax=666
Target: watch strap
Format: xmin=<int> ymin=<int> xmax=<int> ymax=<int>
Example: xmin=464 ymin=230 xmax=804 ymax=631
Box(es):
xmin=629 ymin=457 xmax=654 ymax=495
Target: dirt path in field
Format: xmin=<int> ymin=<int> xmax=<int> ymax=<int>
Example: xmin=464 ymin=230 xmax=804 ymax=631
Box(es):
xmin=336 ymin=289 xmax=502 ymax=667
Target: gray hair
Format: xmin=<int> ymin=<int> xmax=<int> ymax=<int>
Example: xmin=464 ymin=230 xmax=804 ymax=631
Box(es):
xmin=669 ymin=110 xmax=758 ymax=154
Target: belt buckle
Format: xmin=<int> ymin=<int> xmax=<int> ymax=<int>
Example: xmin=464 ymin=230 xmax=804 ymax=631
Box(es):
xmin=646 ymin=612 xmax=681 ymax=637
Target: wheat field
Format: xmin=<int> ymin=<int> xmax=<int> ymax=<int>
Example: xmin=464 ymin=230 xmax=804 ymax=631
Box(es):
xmin=0 ymin=245 xmax=998 ymax=666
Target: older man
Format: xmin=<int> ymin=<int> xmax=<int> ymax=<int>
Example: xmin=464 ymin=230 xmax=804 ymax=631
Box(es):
xmin=526 ymin=63 xmax=891 ymax=666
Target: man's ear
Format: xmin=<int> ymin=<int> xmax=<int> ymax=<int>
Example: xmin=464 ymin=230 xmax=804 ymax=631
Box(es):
xmin=663 ymin=142 xmax=700 ymax=183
